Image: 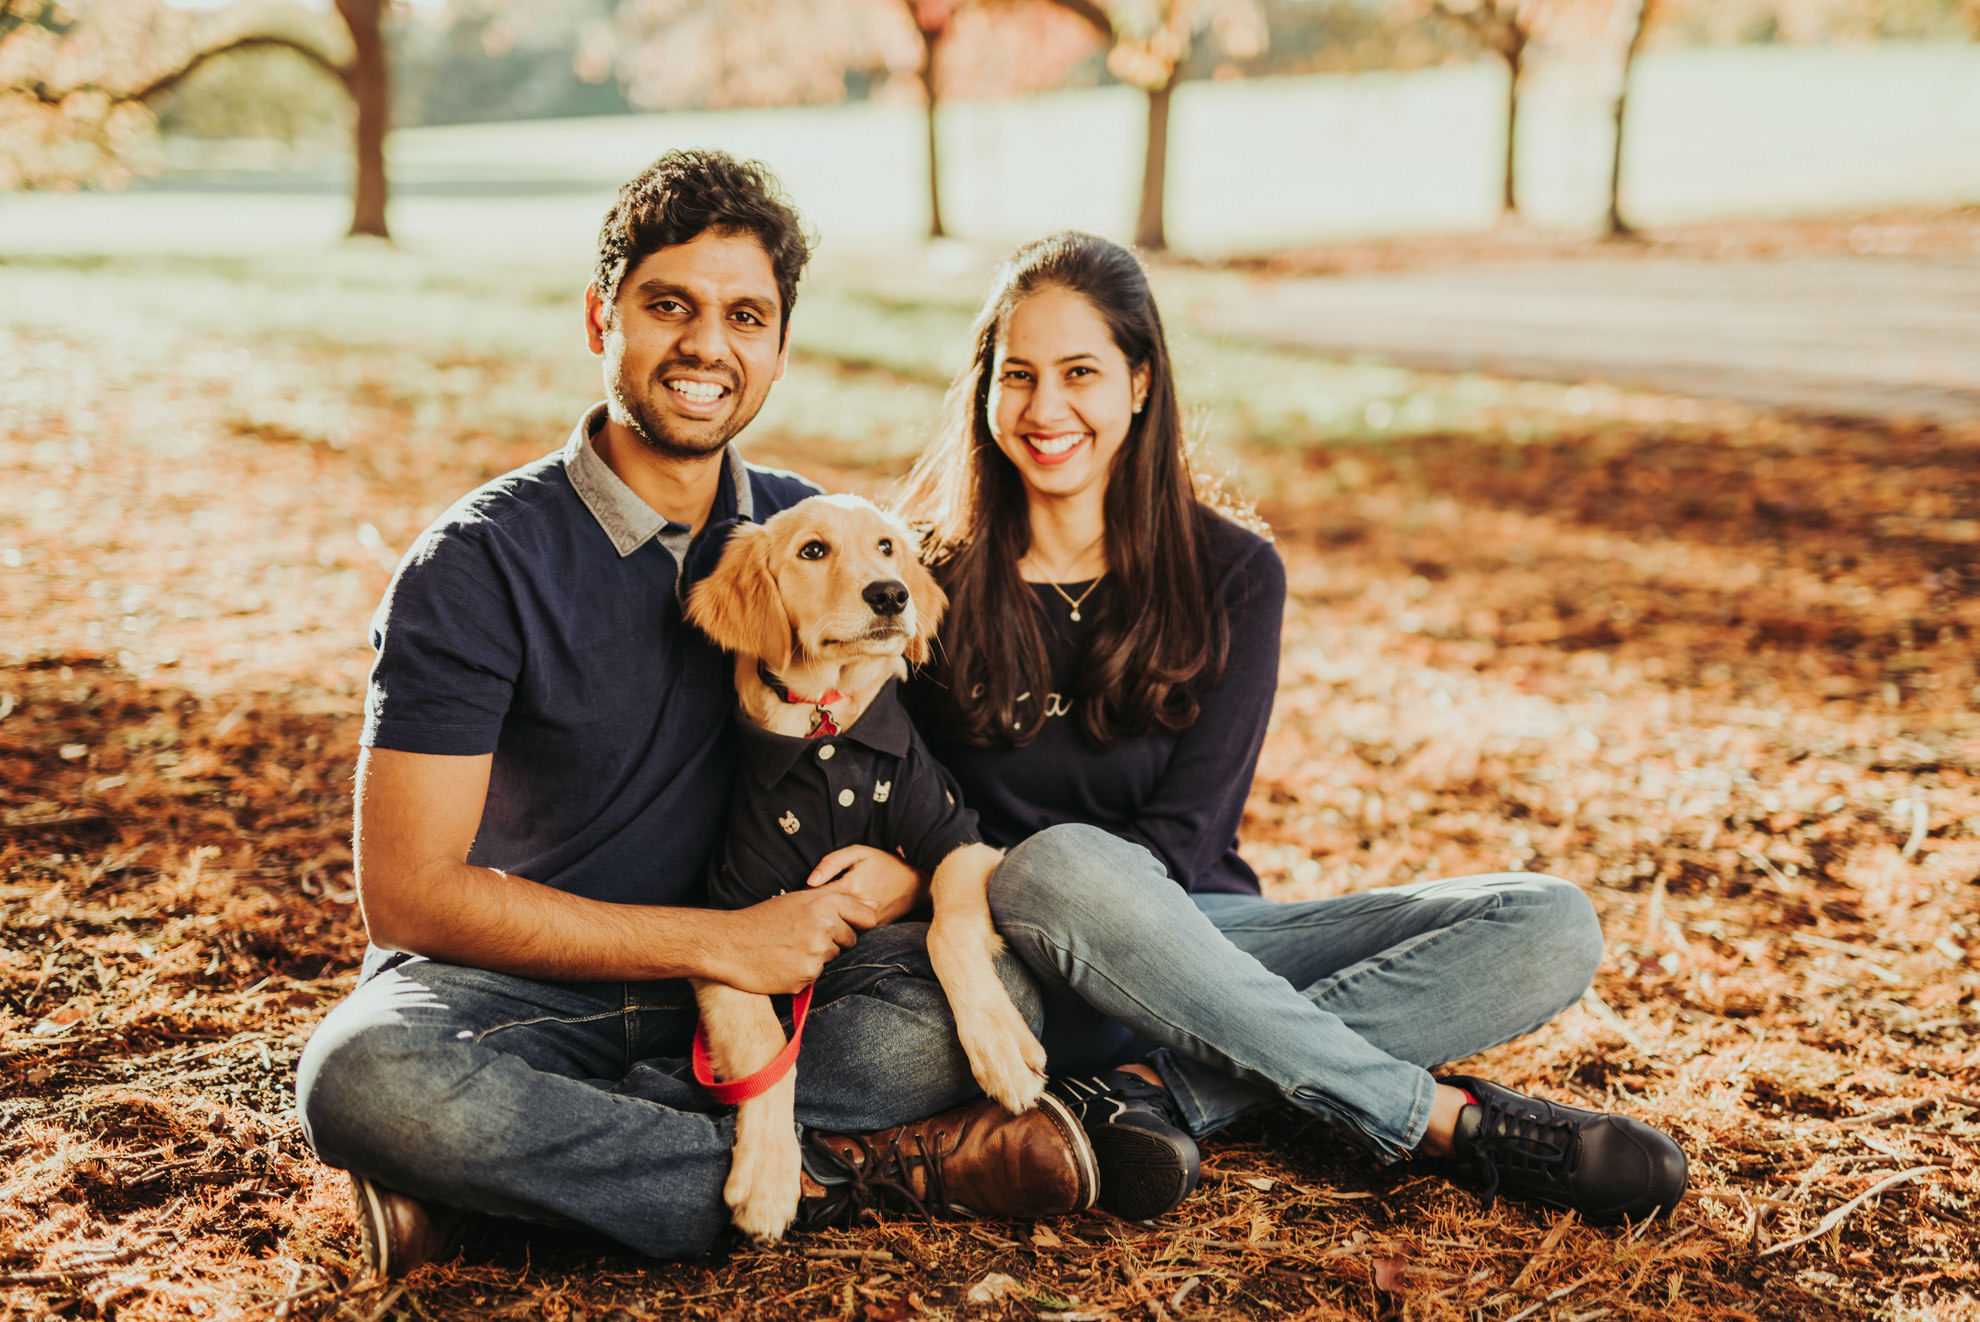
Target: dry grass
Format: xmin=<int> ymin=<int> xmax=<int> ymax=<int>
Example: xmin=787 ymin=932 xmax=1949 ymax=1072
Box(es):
xmin=2 ymin=248 xmax=1977 ymax=1321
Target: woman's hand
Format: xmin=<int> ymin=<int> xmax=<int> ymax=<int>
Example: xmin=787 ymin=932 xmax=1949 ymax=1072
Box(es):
xmin=806 ymin=845 xmax=927 ymax=926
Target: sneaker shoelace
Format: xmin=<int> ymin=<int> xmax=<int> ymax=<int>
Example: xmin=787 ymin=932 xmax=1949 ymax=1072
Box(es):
xmin=802 ymin=1126 xmax=951 ymax=1225
xmin=1466 ymin=1095 xmax=1581 ymax=1205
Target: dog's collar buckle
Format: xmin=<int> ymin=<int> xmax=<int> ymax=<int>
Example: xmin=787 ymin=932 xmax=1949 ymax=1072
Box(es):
xmin=758 ymin=661 xmax=847 ymax=739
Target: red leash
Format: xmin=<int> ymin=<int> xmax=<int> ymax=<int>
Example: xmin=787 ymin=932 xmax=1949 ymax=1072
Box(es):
xmin=698 ymin=663 xmax=845 ymax=1102
xmin=692 ymin=984 xmax=814 ymax=1105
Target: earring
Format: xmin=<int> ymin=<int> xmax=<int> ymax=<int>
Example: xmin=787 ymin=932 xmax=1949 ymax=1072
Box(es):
xmin=1132 ymin=399 xmax=1145 ymax=415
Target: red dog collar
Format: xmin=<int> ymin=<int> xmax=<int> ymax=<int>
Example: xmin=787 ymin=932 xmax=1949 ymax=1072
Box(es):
xmin=756 ymin=661 xmax=847 ymax=738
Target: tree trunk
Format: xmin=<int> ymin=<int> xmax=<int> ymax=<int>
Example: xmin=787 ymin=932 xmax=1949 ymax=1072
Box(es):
xmin=1605 ymin=0 xmax=1653 ymax=238
xmin=1135 ymin=71 xmax=1177 ymax=252
xmin=337 ymin=0 xmax=389 ymax=240
xmin=1500 ymin=39 xmax=1524 ymax=216
xmin=918 ymin=27 xmax=945 ymax=240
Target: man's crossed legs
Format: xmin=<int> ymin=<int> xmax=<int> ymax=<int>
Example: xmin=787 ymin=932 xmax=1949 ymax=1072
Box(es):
xmin=296 ymin=923 xmax=1094 ymax=1269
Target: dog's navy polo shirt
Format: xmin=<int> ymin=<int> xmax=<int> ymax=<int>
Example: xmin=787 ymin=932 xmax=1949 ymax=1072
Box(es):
xmin=362 ymin=404 xmax=819 ymax=907
xmin=709 ymin=680 xmax=980 ymax=909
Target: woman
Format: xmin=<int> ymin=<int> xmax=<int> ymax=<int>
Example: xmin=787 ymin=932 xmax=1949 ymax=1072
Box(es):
xmin=897 ymin=232 xmax=1687 ymax=1225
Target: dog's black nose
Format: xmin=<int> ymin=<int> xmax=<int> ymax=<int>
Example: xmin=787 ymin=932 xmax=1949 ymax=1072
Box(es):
xmin=863 ymin=580 xmax=909 ymax=616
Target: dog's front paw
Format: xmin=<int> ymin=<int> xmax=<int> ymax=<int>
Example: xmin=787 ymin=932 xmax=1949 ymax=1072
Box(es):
xmin=725 ymin=1118 xmax=804 ymax=1242
xmin=957 ymin=999 xmax=1048 ymax=1115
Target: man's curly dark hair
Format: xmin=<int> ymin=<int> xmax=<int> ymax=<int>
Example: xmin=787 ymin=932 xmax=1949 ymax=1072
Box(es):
xmin=592 ymin=149 xmax=816 ymax=343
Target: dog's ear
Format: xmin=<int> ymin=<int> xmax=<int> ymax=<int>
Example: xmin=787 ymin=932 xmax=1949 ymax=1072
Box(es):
xmin=686 ymin=523 xmax=793 ymax=670
xmin=898 ymin=545 xmax=947 ymax=668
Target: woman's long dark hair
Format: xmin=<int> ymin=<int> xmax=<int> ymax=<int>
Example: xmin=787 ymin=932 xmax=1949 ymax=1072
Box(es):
xmin=894 ymin=231 xmax=1228 ymax=749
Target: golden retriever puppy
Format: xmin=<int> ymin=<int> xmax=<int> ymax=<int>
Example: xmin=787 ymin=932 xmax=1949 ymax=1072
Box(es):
xmin=685 ymin=493 xmax=1048 ymax=1241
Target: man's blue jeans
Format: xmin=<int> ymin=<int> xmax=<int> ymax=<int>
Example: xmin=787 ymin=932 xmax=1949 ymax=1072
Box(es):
xmin=988 ymin=825 xmax=1604 ymax=1163
xmin=294 ymin=923 xmax=1038 ymax=1259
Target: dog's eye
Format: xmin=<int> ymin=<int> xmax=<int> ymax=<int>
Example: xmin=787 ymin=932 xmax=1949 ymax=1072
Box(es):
xmin=877 ymin=539 xmax=894 ymax=557
xmin=798 ymin=540 xmax=828 ymax=561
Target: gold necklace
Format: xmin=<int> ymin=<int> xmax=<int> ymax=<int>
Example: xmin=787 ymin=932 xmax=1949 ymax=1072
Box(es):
xmin=1045 ymin=576 xmax=1103 ymax=622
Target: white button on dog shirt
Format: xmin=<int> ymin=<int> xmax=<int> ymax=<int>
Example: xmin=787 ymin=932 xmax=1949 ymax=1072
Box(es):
xmin=818 ymin=745 xmax=836 ymax=760
xmin=837 ymin=788 xmax=855 ymax=807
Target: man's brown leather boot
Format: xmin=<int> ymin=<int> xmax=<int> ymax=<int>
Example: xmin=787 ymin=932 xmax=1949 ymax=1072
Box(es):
xmin=796 ymin=1093 xmax=1098 ymax=1229
xmin=349 ymin=1173 xmax=466 ymax=1279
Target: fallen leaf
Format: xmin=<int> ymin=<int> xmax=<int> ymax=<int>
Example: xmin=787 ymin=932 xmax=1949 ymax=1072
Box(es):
xmin=35 ymin=1003 xmax=86 ymax=1033
xmin=966 ymin=1273 xmax=1025 ymax=1306
xmin=1372 ymin=1254 xmax=1407 ymax=1322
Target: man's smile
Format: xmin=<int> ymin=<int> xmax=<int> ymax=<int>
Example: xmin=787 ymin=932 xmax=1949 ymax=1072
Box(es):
xmin=662 ymin=375 xmax=734 ymax=417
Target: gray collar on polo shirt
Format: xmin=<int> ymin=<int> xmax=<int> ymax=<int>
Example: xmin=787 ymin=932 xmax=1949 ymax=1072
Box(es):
xmin=563 ymin=402 xmax=757 ymax=573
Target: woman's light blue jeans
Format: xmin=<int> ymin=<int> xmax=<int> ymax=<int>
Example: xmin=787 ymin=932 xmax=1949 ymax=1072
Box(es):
xmin=988 ymin=824 xmax=1604 ymax=1162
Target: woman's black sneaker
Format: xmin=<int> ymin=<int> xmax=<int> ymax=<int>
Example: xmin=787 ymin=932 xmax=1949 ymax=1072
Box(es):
xmin=1047 ymin=1069 xmax=1201 ymax=1220
xmin=1440 ymin=1075 xmax=1689 ymax=1226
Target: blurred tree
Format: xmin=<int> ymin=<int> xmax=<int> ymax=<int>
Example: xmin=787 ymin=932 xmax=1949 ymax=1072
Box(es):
xmin=151 ymin=43 xmax=349 ymax=144
xmin=1603 ymin=0 xmax=1980 ymax=236
xmin=1602 ymin=0 xmax=1652 ymax=237
xmin=1043 ymin=0 xmax=1268 ymax=251
xmin=598 ymin=0 xmax=1096 ymax=242
xmin=394 ymin=0 xmax=632 ymax=126
xmin=1232 ymin=0 xmax=1454 ymax=74
xmin=1403 ymin=0 xmax=1561 ymax=217
xmin=908 ymin=1 xmax=961 ymax=236
xmin=0 ymin=0 xmax=393 ymax=237
xmin=594 ymin=0 xmax=917 ymax=219
xmin=1656 ymin=0 xmax=1979 ymax=42
xmin=906 ymin=0 xmax=1105 ymax=236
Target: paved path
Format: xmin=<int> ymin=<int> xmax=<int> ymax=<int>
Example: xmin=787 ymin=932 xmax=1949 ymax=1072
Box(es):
xmin=1192 ymin=255 xmax=1980 ymax=423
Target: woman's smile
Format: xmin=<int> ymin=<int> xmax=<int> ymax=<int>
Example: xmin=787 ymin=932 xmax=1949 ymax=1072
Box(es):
xmin=1024 ymin=429 xmax=1088 ymax=463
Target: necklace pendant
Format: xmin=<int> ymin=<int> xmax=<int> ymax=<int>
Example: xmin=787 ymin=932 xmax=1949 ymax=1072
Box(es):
xmin=1069 ymin=609 xmax=1081 ymax=622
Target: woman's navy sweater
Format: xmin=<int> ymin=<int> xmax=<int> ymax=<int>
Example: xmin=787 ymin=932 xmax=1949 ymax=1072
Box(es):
xmin=908 ymin=512 xmax=1285 ymax=896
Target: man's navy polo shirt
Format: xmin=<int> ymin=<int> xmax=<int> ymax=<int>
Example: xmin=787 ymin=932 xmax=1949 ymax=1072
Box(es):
xmin=362 ymin=403 xmax=820 ymax=906
xmin=709 ymin=680 xmax=980 ymax=909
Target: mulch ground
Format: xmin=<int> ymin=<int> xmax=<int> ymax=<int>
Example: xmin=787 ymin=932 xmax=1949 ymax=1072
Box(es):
xmin=3 ymin=294 xmax=1978 ymax=1320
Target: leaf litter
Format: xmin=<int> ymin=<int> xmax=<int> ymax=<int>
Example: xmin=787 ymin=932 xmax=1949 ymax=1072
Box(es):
xmin=2 ymin=259 xmax=1977 ymax=1321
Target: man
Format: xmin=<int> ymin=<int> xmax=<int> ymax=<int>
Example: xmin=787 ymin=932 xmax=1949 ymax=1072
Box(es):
xmin=294 ymin=150 xmax=1128 ymax=1275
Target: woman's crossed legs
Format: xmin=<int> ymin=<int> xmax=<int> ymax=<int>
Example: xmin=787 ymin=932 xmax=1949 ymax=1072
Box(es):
xmin=990 ymin=824 xmax=1687 ymax=1224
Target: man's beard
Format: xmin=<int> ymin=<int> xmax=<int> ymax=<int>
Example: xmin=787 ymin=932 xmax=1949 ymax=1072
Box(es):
xmin=605 ymin=345 xmax=753 ymax=460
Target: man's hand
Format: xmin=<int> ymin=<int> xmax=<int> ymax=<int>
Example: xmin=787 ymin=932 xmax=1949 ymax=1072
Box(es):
xmin=805 ymin=845 xmax=926 ymax=926
xmin=711 ymin=888 xmax=881 ymax=994
xmin=360 ymin=746 xmax=872 ymax=985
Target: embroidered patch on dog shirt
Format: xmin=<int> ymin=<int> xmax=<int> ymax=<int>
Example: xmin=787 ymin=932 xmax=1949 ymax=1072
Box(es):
xmin=778 ymin=810 xmax=799 ymax=835
xmin=873 ymin=780 xmax=892 ymax=803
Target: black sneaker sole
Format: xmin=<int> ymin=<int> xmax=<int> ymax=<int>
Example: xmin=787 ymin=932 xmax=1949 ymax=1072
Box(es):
xmin=1090 ymin=1123 xmax=1200 ymax=1221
